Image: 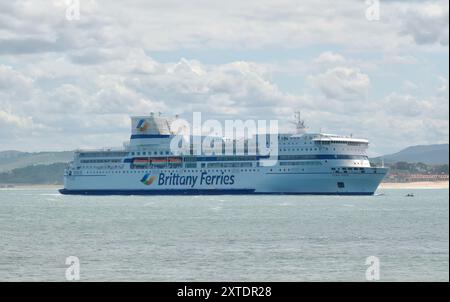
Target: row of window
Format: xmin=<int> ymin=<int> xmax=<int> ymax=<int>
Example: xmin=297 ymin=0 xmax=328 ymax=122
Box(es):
xmin=79 ymin=158 xmax=368 ymax=170
xmin=279 ymin=161 xmax=322 ymax=166
xmin=280 ymin=148 xmax=320 ymax=152
xmin=131 ymin=164 xmax=182 ymax=169
xmin=80 ymin=159 xmax=121 ymax=163
xmin=77 ymin=166 xmax=372 ymax=176
xmin=81 ymin=168 xmax=262 ymax=175
xmin=79 ymin=152 xmax=128 ymax=158
xmin=80 ymin=147 xmax=366 ymax=159
xmin=79 ymin=165 xmax=123 ymax=169
xmin=280 ymin=147 xmax=367 ymax=152
xmin=131 ymin=150 xmax=170 ymax=156
xmin=332 ymin=167 xmax=365 ymax=171
xmin=206 ymin=162 xmax=253 ymax=168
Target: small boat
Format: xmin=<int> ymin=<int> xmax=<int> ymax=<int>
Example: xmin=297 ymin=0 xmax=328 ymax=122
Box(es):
xmin=405 ymin=193 xmax=414 ymax=197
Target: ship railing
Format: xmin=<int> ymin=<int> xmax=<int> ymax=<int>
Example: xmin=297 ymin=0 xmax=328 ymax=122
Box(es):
xmin=74 ymin=147 xmax=127 ymax=153
xmin=75 ymin=148 xmax=128 ymax=154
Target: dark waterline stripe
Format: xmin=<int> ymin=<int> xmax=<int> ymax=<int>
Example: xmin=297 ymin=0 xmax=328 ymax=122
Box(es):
xmin=59 ymin=189 xmax=374 ymax=196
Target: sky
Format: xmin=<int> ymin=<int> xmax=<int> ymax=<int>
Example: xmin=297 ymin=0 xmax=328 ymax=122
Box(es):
xmin=0 ymin=0 xmax=448 ymax=156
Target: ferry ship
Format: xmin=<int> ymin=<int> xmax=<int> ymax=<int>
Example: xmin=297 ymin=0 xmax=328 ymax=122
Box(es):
xmin=59 ymin=113 xmax=387 ymax=195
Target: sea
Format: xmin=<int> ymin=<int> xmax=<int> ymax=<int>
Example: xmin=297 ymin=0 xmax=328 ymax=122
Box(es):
xmin=0 ymin=188 xmax=448 ymax=281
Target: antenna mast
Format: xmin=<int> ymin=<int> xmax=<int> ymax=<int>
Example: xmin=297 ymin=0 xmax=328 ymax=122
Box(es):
xmin=294 ymin=111 xmax=306 ymax=134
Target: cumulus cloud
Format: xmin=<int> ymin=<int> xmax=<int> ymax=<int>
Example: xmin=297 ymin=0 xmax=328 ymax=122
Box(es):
xmin=0 ymin=51 xmax=447 ymax=154
xmin=0 ymin=110 xmax=46 ymax=143
xmin=0 ymin=110 xmax=33 ymax=130
xmin=0 ymin=0 xmax=448 ymax=153
xmin=307 ymin=67 xmax=370 ymax=102
xmin=0 ymin=55 xmax=301 ymax=149
xmin=437 ymin=76 xmax=449 ymax=96
xmin=0 ymin=64 xmax=34 ymax=99
xmin=314 ymin=52 xmax=346 ymax=65
xmin=383 ymin=92 xmax=430 ymax=117
xmin=399 ymin=2 xmax=449 ymax=46
xmin=0 ymin=0 xmax=448 ymax=58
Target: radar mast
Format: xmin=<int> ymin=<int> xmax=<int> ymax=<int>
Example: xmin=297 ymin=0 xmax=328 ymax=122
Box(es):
xmin=293 ymin=111 xmax=307 ymax=134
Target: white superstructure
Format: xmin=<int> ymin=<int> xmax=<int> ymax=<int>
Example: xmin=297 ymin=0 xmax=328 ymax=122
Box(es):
xmin=60 ymin=113 xmax=387 ymax=195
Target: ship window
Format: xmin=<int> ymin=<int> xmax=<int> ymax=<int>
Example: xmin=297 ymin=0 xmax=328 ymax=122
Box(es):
xmin=337 ymin=182 xmax=345 ymax=188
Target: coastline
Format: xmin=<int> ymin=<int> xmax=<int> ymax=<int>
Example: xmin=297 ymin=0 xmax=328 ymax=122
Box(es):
xmin=0 ymin=184 xmax=62 ymax=190
xmin=1 ymin=181 xmax=448 ymax=190
xmin=379 ymin=181 xmax=449 ymax=189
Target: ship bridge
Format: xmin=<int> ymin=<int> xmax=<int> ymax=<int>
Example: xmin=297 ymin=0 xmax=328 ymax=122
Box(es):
xmin=311 ymin=134 xmax=369 ymax=146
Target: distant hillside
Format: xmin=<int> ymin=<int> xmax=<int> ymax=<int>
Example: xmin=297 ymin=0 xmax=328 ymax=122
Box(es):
xmin=372 ymin=144 xmax=449 ymax=165
xmin=0 ymin=151 xmax=73 ymax=173
xmin=0 ymin=163 xmax=67 ymax=185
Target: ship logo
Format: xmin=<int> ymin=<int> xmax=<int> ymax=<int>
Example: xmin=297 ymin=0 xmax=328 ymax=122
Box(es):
xmin=136 ymin=119 xmax=148 ymax=132
xmin=140 ymin=173 xmax=156 ymax=185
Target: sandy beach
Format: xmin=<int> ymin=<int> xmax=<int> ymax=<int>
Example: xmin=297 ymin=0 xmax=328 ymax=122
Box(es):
xmin=379 ymin=181 xmax=449 ymax=189
xmin=0 ymin=184 xmax=62 ymax=190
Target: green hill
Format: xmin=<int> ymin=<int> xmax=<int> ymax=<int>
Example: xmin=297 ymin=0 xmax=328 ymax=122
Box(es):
xmin=0 ymin=151 xmax=73 ymax=173
xmin=371 ymin=144 xmax=449 ymax=165
xmin=0 ymin=163 xmax=68 ymax=185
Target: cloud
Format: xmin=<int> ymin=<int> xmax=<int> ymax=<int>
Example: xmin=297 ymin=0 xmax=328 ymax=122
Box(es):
xmin=0 ymin=110 xmax=33 ymax=130
xmin=0 ymin=0 xmax=448 ymax=59
xmin=401 ymin=80 xmax=418 ymax=92
xmin=307 ymin=67 xmax=370 ymax=102
xmin=0 ymin=0 xmax=448 ymax=153
xmin=1 ymin=47 xmax=447 ymax=154
xmin=314 ymin=52 xmax=346 ymax=65
xmin=0 ymin=64 xmax=34 ymax=100
xmin=383 ymin=92 xmax=429 ymax=117
xmin=437 ymin=76 xmax=449 ymax=96
xmin=0 ymin=110 xmax=46 ymax=141
xmin=0 ymin=55 xmax=300 ymax=149
xmin=399 ymin=2 xmax=449 ymax=46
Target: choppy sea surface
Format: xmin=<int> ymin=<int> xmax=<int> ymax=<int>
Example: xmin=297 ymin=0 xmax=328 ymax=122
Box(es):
xmin=0 ymin=188 xmax=448 ymax=281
